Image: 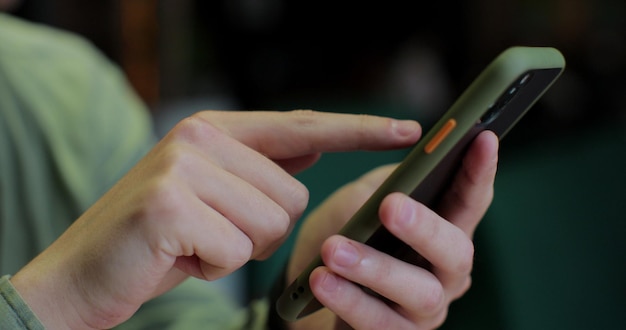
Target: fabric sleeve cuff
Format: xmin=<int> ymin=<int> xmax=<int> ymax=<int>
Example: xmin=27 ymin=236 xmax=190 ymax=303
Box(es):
xmin=0 ymin=275 xmax=45 ymax=330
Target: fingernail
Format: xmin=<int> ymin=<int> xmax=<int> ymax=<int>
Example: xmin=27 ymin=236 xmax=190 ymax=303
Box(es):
xmin=393 ymin=120 xmax=420 ymax=137
xmin=334 ymin=241 xmax=359 ymax=267
xmin=320 ymin=272 xmax=339 ymax=292
xmin=397 ymin=197 xmax=415 ymax=227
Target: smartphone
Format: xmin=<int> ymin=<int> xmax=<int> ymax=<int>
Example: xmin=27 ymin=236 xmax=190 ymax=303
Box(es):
xmin=276 ymin=46 xmax=566 ymax=321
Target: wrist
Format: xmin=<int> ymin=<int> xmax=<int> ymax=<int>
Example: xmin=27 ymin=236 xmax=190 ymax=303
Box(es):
xmin=11 ymin=262 xmax=94 ymax=330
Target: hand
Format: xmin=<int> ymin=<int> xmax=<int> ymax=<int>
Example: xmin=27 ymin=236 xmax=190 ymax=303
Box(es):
xmin=10 ymin=110 xmax=421 ymax=329
xmin=288 ymin=131 xmax=499 ymax=329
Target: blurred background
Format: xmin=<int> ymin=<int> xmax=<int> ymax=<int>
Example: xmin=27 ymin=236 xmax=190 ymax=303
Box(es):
xmin=10 ymin=0 xmax=626 ymax=134
xmin=7 ymin=0 xmax=626 ymax=328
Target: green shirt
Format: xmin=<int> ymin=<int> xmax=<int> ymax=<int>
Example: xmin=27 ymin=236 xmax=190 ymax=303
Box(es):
xmin=0 ymin=13 xmax=269 ymax=329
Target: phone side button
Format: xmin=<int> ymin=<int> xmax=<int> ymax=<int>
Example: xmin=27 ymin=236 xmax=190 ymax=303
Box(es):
xmin=424 ymin=119 xmax=457 ymax=154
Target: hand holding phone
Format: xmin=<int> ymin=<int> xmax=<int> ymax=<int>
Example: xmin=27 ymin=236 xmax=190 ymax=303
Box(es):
xmin=276 ymin=46 xmax=566 ymax=322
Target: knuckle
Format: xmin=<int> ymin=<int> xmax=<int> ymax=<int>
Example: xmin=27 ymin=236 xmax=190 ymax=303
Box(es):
xmin=171 ymin=113 xmax=221 ymax=143
xmin=455 ymin=275 xmax=473 ymax=299
xmin=222 ymin=236 xmax=254 ymax=271
xmin=455 ymin=239 xmax=475 ymax=274
xmin=368 ymin=314 xmax=396 ymax=330
xmin=418 ymin=281 xmax=446 ymax=316
xmin=232 ymin=237 xmax=254 ymax=265
xmin=149 ymin=144 xmax=200 ymax=188
xmin=354 ymin=114 xmax=375 ymax=148
xmin=141 ymin=176 xmax=185 ymax=220
xmin=288 ymin=181 xmax=310 ymax=219
xmin=277 ymin=179 xmax=309 ymax=223
xmin=429 ymin=308 xmax=449 ymax=329
xmin=256 ymin=181 xmax=308 ymax=245
xmin=263 ymin=207 xmax=292 ymax=241
xmin=201 ymin=233 xmax=253 ymax=281
xmin=288 ymin=109 xmax=319 ymax=126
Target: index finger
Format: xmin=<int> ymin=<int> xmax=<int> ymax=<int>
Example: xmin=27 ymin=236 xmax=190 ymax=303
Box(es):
xmin=196 ymin=110 xmax=422 ymax=159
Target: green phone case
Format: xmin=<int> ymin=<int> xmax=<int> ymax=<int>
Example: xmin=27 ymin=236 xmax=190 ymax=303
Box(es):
xmin=277 ymin=46 xmax=566 ymax=322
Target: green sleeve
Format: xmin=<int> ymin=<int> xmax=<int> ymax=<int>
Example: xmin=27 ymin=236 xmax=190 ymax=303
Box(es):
xmin=116 ymin=278 xmax=270 ymax=330
xmin=0 ymin=13 xmax=272 ymax=329
xmin=0 ymin=275 xmax=44 ymax=330
xmin=0 ymin=12 xmax=156 ymax=276
xmin=0 ymin=274 xmax=270 ymax=330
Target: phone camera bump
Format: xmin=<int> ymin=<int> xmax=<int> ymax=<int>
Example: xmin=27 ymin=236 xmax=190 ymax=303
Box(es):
xmin=290 ymin=286 xmax=305 ymax=300
xmin=480 ymin=103 xmax=501 ymax=125
xmin=479 ymin=71 xmax=533 ymax=125
xmin=518 ymin=72 xmax=533 ymax=86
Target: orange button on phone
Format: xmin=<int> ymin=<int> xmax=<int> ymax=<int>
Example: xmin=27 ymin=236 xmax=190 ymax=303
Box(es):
xmin=424 ymin=119 xmax=457 ymax=154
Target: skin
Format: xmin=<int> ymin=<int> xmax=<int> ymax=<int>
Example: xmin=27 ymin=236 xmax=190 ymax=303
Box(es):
xmin=288 ymin=130 xmax=498 ymax=329
xmin=9 ymin=110 xmax=498 ymax=330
